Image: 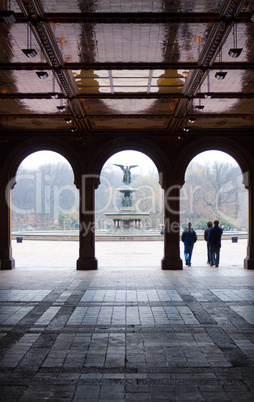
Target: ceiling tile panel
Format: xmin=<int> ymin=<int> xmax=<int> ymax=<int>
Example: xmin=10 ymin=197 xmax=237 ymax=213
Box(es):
xmin=0 ymin=1 xmax=252 ymax=133
xmin=40 ymin=0 xmax=225 ymax=13
xmin=90 ymin=116 xmax=168 ymax=130
xmin=81 ymin=99 xmax=177 ymax=115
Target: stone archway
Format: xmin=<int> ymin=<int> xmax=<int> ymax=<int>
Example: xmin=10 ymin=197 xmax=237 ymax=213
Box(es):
xmin=0 ymin=139 xmax=82 ymax=270
xmin=175 ymin=138 xmax=254 ymax=269
xmin=77 ymin=137 xmax=184 ymax=270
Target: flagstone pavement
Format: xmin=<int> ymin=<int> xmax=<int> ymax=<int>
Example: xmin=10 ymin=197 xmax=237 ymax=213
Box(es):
xmin=0 ymin=239 xmax=254 ymax=401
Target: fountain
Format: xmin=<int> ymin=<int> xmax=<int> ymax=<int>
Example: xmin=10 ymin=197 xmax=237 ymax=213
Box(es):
xmin=105 ymin=164 xmax=149 ymax=232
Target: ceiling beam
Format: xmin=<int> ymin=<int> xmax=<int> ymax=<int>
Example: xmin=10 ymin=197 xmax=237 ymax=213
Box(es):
xmin=0 ymin=93 xmax=253 ymax=100
xmin=170 ymin=0 xmax=248 ymax=132
xmin=1 ymin=62 xmax=253 ymax=71
xmin=9 ymin=12 xmax=252 ymax=24
xmin=0 ymin=113 xmax=252 ymax=119
xmin=15 ymin=0 xmax=91 ymax=133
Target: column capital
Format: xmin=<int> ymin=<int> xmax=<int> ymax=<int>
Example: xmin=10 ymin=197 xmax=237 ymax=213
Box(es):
xmin=80 ymin=174 xmax=101 ymax=190
xmin=161 ymin=174 xmax=184 ymax=190
xmin=242 ymin=171 xmax=254 ymax=190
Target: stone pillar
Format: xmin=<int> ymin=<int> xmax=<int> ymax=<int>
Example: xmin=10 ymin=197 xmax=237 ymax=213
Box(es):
xmin=77 ymin=176 xmax=98 ymax=270
xmin=161 ymin=179 xmax=183 ymax=270
xmin=244 ymin=173 xmax=254 ymax=269
xmin=0 ymin=176 xmax=15 ymax=269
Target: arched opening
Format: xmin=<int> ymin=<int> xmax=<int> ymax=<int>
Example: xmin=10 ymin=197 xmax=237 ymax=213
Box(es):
xmin=95 ymin=150 xmax=164 ymax=268
xmin=180 ymin=150 xmax=247 ymax=267
xmin=11 ymin=151 xmax=79 ymax=268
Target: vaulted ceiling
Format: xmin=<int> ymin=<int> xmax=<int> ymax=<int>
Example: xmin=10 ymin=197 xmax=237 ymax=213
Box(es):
xmin=0 ymin=0 xmax=253 ymax=140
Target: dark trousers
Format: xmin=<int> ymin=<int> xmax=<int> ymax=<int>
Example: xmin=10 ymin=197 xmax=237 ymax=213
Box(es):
xmin=184 ymin=245 xmax=193 ymax=265
xmin=207 ymin=242 xmax=210 ymax=263
xmin=209 ymin=247 xmax=220 ymax=266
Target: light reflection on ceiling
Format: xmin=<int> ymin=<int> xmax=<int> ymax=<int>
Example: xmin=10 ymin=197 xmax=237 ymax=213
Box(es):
xmin=74 ymin=69 xmax=186 ymax=113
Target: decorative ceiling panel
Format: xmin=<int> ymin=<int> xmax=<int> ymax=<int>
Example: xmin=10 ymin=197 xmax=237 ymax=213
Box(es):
xmin=0 ymin=0 xmax=253 ymax=134
xmin=0 ymin=99 xmax=28 ymax=115
xmin=192 ymin=98 xmax=254 ymax=114
xmin=0 ymin=116 xmax=70 ymax=130
xmin=39 ymin=0 xmax=226 ymax=13
xmin=74 ymin=69 xmax=186 ymax=94
xmin=89 ymin=116 xmax=169 ymax=130
xmin=193 ymin=116 xmax=253 ymax=130
xmin=81 ymin=98 xmax=178 ymax=115
xmin=53 ymin=22 xmax=210 ymax=64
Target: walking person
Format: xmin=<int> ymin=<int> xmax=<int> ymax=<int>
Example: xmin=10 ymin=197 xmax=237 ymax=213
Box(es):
xmin=181 ymin=222 xmax=197 ymax=266
xmin=208 ymin=220 xmax=223 ymax=267
xmin=204 ymin=221 xmax=213 ymax=264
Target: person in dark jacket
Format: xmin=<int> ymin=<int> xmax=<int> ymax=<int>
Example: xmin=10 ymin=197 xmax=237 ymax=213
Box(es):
xmin=208 ymin=219 xmax=223 ymax=267
xmin=181 ymin=222 xmax=197 ymax=266
xmin=204 ymin=221 xmax=213 ymax=264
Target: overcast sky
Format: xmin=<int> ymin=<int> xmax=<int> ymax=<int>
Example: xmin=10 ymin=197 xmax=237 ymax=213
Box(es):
xmin=20 ymin=149 xmax=238 ymax=172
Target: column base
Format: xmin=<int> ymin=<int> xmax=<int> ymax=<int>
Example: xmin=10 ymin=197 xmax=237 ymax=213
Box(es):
xmin=244 ymin=257 xmax=254 ymax=269
xmin=76 ymin=257 xmax=98 ymax=270
xmin=161 ymin=257 xmax=183 ymax=270
xmin=0 ymin=258 xmax=15 ymax=270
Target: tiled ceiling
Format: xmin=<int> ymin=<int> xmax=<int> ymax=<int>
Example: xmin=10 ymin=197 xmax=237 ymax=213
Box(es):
xmin=0 ymin=0 xmax=253 ymax=134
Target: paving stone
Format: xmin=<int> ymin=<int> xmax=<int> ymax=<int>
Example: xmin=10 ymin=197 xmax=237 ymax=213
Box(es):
xmin=0 ymin=240 xmax=253 ymax=400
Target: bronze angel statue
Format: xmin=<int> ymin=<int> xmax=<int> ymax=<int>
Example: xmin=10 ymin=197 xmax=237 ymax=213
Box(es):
xmin=114 ymin=164 xmax=138 ymax=185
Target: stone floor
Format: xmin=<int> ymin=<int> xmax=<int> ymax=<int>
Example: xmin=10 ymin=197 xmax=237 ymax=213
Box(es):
xmin=0 ymin=240 xmax=254 ymax=401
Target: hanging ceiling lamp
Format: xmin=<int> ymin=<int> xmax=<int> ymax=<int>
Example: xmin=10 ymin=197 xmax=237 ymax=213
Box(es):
xmin=228 ymin=22 xmax=243 ymax=58
xmin=49 ymin=74 xmax=58 ymax=99
xmin=36 ymin=50 xmax=48 ymax=79
xmin=204 ymin=72 xmax=213 ymax=99
xmin=22 ymin=23 xmax=37 ymax=58
xmin=1 ymin=1 xmax=15 ymax=24
xmin=215 ymin=44 xmax=227 ymax=80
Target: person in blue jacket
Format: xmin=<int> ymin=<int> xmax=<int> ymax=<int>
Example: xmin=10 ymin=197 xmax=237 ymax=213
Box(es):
xmin=208 ymin=219 xmax=223 ymax=267
xmin=181 ymin=222 xmax=197 ymax=266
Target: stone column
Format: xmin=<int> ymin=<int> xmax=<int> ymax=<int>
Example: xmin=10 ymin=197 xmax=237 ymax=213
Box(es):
xmin=161 ymin=179 xmax=183 ymax=270
xmin=77 ymin=176 xmax=98 ymax=270
xmin=244 ymin=173 xmax=254 ymax=269
xmin=0 ymin=176 xmax=15 ymax=269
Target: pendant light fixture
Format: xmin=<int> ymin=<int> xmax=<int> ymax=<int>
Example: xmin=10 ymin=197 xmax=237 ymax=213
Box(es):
xmin=188 ymin=99 xmax=196 ymax=123
xmin=204 ymin=71 xmax=213 ymax=99
xmin=195 ymin=91 xmax=204 ymax=110
xmin=49 ymin=73 xmax=58 ymax=99
xmin=22 ymin=23 xmax=37 ymax=58
xmin=183 ymin=101 xmax=190 ymax=132
xmin=215 ymin=44 xmax=227 ymax=80
xmin=70 ymin=102 xmax=77 ymax=132
xmin=228 ymin=22 xmax=242 ymax=58
xmin=65 ymin=99 xmax=72 ymax=124
xmin=57 ymin=98 xmax=66 ymax=112
xmin=1 ymin=1 xmax=15 ymax=24
xmin=36 ymin=50 xmax=48 ymax=79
